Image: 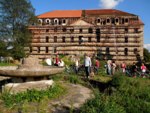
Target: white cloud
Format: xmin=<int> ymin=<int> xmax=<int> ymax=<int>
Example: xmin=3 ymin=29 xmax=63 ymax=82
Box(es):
xmin=144 ymin=44 xmax=150 ymax=52
xmin=99 ymin=0 xmax=123 ymax=9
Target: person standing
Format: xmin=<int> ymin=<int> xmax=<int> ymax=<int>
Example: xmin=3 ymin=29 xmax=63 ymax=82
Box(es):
xmin=84 ymin=54 xmax=92 ymax=78
xmin=95 ymin=59 xmax=100 ymax=75
xmin=112 ymin=60 xmax=116 ymax=75
xmin=141 ymin=63 xmax=147 ymax=77
xmin=75 ymin=58 xmax=79 ymax=74
xmin=121 ymin=62 xmax=126 ymax=73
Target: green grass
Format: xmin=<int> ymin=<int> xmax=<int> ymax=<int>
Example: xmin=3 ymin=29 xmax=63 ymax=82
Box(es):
xmin=0 ymin=83 xmax=67 ymax=108
xmin=0 ymin=62 xmax=17 ymax=66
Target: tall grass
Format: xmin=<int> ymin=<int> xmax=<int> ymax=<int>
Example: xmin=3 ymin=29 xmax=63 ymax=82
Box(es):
xmin=81 ymin=73 xmax=150 ymax=113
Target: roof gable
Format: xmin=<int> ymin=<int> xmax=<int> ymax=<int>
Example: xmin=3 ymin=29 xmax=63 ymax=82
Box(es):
xmin=70 ymin=19 xmax=93 ymax=26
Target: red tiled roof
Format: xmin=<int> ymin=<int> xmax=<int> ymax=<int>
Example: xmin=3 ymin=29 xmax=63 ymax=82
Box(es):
xmin=38 ymin=10 xmax=82 ymax=18
xmin=84 ymin=9 xmax=135 ymax=16
xmin=38 ymin=9 xmax=136 ymax=19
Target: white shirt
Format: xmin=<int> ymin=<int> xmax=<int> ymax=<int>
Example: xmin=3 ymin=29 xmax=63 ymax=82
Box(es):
xmin=84 ymin=56 xmax=91 ymax=67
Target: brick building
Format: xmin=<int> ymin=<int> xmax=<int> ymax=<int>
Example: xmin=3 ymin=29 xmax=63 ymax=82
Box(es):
xmin=27 ymin=9 xmax=144 ymax=63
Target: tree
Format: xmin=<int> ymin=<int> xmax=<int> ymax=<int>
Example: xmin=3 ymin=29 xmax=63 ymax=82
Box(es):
xmin=143 ymin=48 xmax=150 ymax=62
xmin=0 ymin=0 xmax=36 ymax=59
xmin=0 ymin=40 xmax=8 ymax=57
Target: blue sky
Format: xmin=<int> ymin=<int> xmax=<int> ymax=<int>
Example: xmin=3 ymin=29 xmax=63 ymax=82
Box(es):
xmin=30 ymin=0 xmax=150 ymax=49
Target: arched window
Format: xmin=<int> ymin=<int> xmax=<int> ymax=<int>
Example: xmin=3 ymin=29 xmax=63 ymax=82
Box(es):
xmin=115 ymin=18 xmax=119 ymax=23
xmin=97 ymin=18 xmax=101 ymax=23
xmin=38 ymin=19 xmax=43 ymax=24
xmin=107 ymin=18 xmax=110 ymax=23
xmin=124 ymin=48 xmax=128 ymax=55
xmin=62 ymin=19 xmax=67 ymax=25
xmin=45 ymin=19 xmax=51 ymax=24
xmin=54 ymin=18 xmax=59 ymax=25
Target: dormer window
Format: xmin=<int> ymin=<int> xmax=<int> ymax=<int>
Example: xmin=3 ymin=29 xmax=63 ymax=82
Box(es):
xmin=97 ymin=18 xmax=101 ymax=23
xmin=38 ymin=19 xmax=43 ymax=24
xmin=62 ymin=19 xmax=67 ymax=25
xmin=54 ymin=18 xmax=59 ymax=25
xmin=107 ymin=18 xmax=110 ymax=23
xmin=45 ymin=19 xmax=51 ymax=24
xmin=125 ymin=18 xmax=128 ymax=23
xmin=115 ymin=18 xmax=119 ymax=23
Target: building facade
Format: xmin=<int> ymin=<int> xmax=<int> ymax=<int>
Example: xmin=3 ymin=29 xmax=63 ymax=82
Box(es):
xmin=27 ymin=9 xmax=144 ymax=63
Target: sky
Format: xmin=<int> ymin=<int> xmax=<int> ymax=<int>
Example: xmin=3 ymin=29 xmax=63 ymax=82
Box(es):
xmin=30 ymin=0 xmax=150 ymax=51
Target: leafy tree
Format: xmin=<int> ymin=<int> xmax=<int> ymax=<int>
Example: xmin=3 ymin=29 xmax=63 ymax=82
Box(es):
xmin=0 ymin=0 xmax=37 ymax=59
xmin=0 ymin=40 xmax=8 ymax=57
xmin=143 ymin=48 xmax=150 ymax=62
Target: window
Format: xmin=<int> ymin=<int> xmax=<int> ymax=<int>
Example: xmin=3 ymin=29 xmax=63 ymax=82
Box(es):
xmin=134 ymin=48 xmax=138 ymax=54
xmin=97 ymin=18 xmax=101 ymax=23
xmin=71 ymin=37 xmax=74 ymax=42
xmin=38 ymin=19 xmax=42 ymax=24
xmin=46 ymin=29 xmax=49 ymax=32
xmin=54 ymin=19 xmax=59 ymax=25
xmin=106 ymin=47 xmax=110 ymax=54
xmin=54 ymin=36 xmax=57 ymax=42
xmin=54 ymin=47 xmax=57 ymax=53
xmin=62 ymin=19 xmax=66 ymax=24
xmin=96 ymin=36 xmax=100 ymax=42
xmin=46 ymin=47 xmax=48 ymax=53
xmin=88 ymin=37 xmax=91 ymax=42
xmin=62 ymin=37 xmax=65 ymax=42
xmin=46 ymin=36 xmax=49 ymax=43
xmin=45 ymin=19 xmax=51 ymax=24
xmin=96 ymin=28 xmax=100 ymax=34
xmin=134 ymin=28 xmax=138 ymax=33
xmin=79 ymin=36 xmax=83 ymax=44
xmin=30 ymin=47 xmax=32 ymax=53
xmin=125 ymin=36 xmax=128 ymax=43
xmin=38 ymin=47 xmax=40 ymax=53
xmin=70 ymin=28 xmax=74 ymax=33
xmin=79 ymin=28 xmax=82 ymax=33
xmin=107 ymin=18 xmax=110 ymax=23
xmin=116 ymin=18 xmax=119 ymax=23
xmin=62 ymin=28 xmax=67 ymax=32
xmin=125 ymin=18 xmax=128 ymax=23
xmin=88 ymin=28 xmax=93 ymax=33
xmin=125 ymin=28 xmax=128 ymax=33
xmin=54 ymin=27 xmax=57 ymax=32
xmin=124 ymin=48 xmax=128 ymax=55
xmin=122 ymin=18 xmax=124 ymax=24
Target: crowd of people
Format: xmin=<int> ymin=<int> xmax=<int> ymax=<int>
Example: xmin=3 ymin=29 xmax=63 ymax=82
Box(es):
xmin=45 ymin=55 xmax=65 ymax=67
xmin=45 ymin=54 xmax=149 ymax=78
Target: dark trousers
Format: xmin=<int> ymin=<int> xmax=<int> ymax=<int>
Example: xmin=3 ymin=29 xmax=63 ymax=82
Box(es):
xmin=85 ymin=66 xmax=90 ymax=78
